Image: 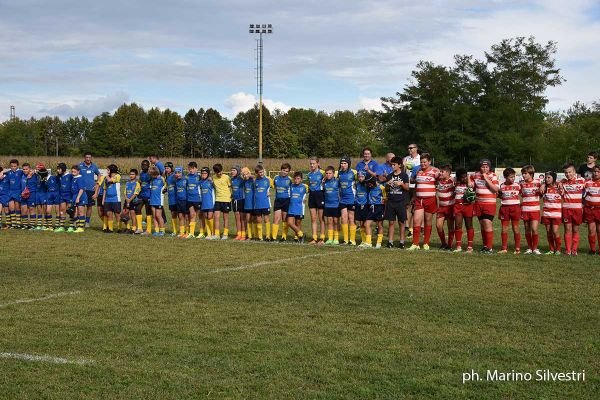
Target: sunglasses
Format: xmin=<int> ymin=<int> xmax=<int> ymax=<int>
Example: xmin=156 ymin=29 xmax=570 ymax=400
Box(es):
xmin=408 ymin=147 xmax=416 ymax=150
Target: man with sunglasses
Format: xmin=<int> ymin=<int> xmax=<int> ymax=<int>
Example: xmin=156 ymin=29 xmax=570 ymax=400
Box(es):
xmin=403 ymin=144 xmax=420 ymax=237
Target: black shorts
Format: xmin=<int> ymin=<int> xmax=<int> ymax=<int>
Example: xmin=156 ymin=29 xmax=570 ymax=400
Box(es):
xmin=367 ymin=204 xmax=385 ymax=221
xmin=253 ymin=208 xmax=270 ymax=216
xmin=214 ymin=201 xmax=231 ymax=213
xmin=287 ymin=214 xmax=304 ymax=220
xmin=86 ymin=190 xmax=96 ymax=205
xmin=339 ymin=203 xmax=355 ymax=212
xmin=354 ymin=204 xmax=368 ymax=221
xmin=324 ymin=207 xmax=341 ymax=218
xmin=384 ymin=201 xmax=407 ymax=222
xmin=177 ymin=200 xmax=189 ymax=214
xmin=274 ymin=198 xmax=290 ymax=212
xmin=169 ymin=204 xmax=178 ymax=212
xmin=187 ymin=201 xmax=200 ymax=211
xmin=104 ymin=202 xmax=122 ymax=214
xmin=308 ymin=191 xmax=325 ymax=209
xmin=126 ymin=201 xmax=143 ymax=214
xmin=152 ymin=205 xmax=163 ymax=210
xmin=96 ymin=195 xmax=104 ymax=207
xmin=478 ymin=214 xmax=495 ymax=221
xmin=232 ymin=199 xmax=245 ymax=212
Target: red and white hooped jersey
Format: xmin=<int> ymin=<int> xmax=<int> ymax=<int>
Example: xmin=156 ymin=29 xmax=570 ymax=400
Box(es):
xmin=437 ymin=178 xmax=455 ymax=206
xmin=584 ymin=179 xmax=600 ymax=207
xmin=562 ymin=178 xmax=585 ymax=209
xmin=543 ymin=186 xmax=562 ymax=218
xmin=499 ymin=182 xmax=520 ymax=206
xmin=415 ymin=167 xmax=439 ymax=198
xmin=472 ymin=172 xmax=499 ymax=204
xmin=455 ymin=183 xmax=467 ymax=203
xmin=520 ymin=179 xmax=541 ymax=212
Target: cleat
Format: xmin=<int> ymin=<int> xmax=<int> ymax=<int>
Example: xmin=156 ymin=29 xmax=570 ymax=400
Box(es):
xmin=158 ymin=232 xmax=165 ymax=237
xmin=324 ymin=239 xmax=334 ymax=245
xmin=375 ymin=243 xmax=382 ymax=249
xmin=84 ymin=223 xmax=90 ymax=228
xmin=397 ymin=242 xmax=405 ymax=249
xmin=466 ymin=247 xmax=474 ymax=253
xmin=74 ymin=228 xmax=85 ymax=233
xmin=186 ymin=234 xmax=196 ymax=239
xmin=480 ymin=247 xmax=493 ymax=254
xmin=422 ymin=243 xmax=430 ymax=251
xmin=554 ymin=251 xmax=561 ymax=255
xmin=53 ymin=227 xmax=65 ymax=233
xmin=317 ymin=239 xmax=325 ymax=245
xmin=279 ymin=238 xmax=286 ymax=243
xmin=170 ymin=232 xmax=177 ymax=237
xmin=572 ymin=251 xmax=578 ymax=256
xmin=221 ymin=235 xmax=229 ymax=240
xmin=308 ymin=239 xmax=318 ymax=245
xmin=545 ymin=251 xmax=554 ymax=255
xmin=514 ymin=249 xmax=521 ymax=255
xmin=332 ymin=240 xmax=339 ymax=245
xmin=197 ymin=234 xmax=206 ymax=239
xmin=339 ymin=241 xmax=347 ymax=246
xmin=386 ymin=242 xmax=394 ymax=249
xmin=66 ymin=227 xmax=75 ymax=233
xmin=152 ymin=232 xmax=159 ymax=236
xmin=453 ymin=247 xmax=463 ymax=253
xmin=497 ymin=249 xmax=508 ymax=254
xmin=407 ymin=244 xmax=420 ymax=251
xmin=358 ymin=242 xmax=372 ymax=248
xmin=296 ymin=236 xmax=305 ymax=244
xmin=349 ymin=240 xmax=356 ymax=246
xmin=134 ymin=230 xmax=144 ymax=234
xmin=524 ymin=249 xmax=533 ymax=255
xmin=532 ymin=249 xmax=542 ymax=255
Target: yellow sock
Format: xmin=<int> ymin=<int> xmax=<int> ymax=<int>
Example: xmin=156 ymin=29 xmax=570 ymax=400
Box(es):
xmin=320 ymin=232 xmax=325 ymax=240
xmin=272 ymin=223 xmax=279 ymax=240
xmin=365 ymin=234 xmax=372 ymax=245
xmin=207 ymin=219 xmax=214 ymax=236
xmin=328 ymin=229 xmax=333 ymax=241
xmin=342 ymin=223 xmax=349 ymax=243
xmin=107 ymin=219 xmax=114 ymax=231
xmin=136 ymin=215 xmax=142 ymax=231
xmin=179 ymin=224 xmax=186 ymax=234
xmin=247 ymin=224 xmax=252 ymax=239
xmin=298 ymin=231 xmax=304 ymax=238
xmin=154 ymin=224 xmax=160 ymax=233
xmin=223 ymin=228 xmax=229 ymax=237
xmin=257 ymin=223 xmax=263 ymax=240
xmin=102 ymin=216 xmax=108 ymax=230
xmin=334 ymin=230 xmax=339 ymax=241
xmin=252 ymin=222 xmax=258 ymax=238
xmin=171 ymin=218 xmax=177 ymax=233
xmin=215 ymin=229 xmax=220 ymax=237
xmin=127 ymin=221 xmax=131 ymax=230
xmin=117 ymin=220 xmax=123 ymax=231
xmin=350 ymin=224 xmax=357 ymax=243
xmin=241 ymin=230 xmax=246 ymax=239
xmin=189 ymin=221 xmax=196 ymax=236
xmin=360 ymin=227 xmax=366 ymax=243
xmin=160 ymin=227 xmax=165 ymax=233
xmin=266 ymin=222 xmax=271 ymax=239
xmin=377 ymin=233 xmax=383 ymax=245
xmin=146 ymin=216 xmax=152 ymax=233
xmin=283 ymin=222 xmax=289 ymax=239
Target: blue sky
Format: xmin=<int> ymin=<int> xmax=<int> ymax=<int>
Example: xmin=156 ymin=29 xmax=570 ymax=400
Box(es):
xmin=1 ymin=0 xmax=599 ymax=121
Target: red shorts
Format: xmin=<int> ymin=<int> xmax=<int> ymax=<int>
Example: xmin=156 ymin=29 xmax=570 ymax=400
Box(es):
xmin=542 ymin=217 xmax=561 ymax=226
xmin=414 ymin=196 xmax=437 ymax=214
xmin=584 ymin=206 xmax=600 ymax=224
xmin=499 ymin=205 xmax=521 ymax=221
xmin=475 ymin=202 xmax=496 ymax=218
xmin=562 ymin=208 xmax=583 ymax=225
xmin=521 ymin=210 xmax=541 ymax=222
xmin=437 ymin=205 xmax=454 ymax=219
xmin=453 ymin=202 xmax=474 ymax=218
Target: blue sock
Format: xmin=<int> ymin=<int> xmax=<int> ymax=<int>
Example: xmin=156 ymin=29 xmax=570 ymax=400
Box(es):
xmin=85 ymin=216 xmax=91 ymax=224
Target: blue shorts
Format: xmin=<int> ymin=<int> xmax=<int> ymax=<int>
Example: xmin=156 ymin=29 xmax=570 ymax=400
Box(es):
xmin=60 ymin=193 xmax=72 ymax=204
xmin=36 ymin=193 xmax=48 ymax=206
xmin=0 ymin=196 xmax=9 ymax=207
xmin=47 ymin=192 xmax=60 ymax=205
xmin=73 ymin=194 xmax=88 ymax=207
xmin=22 ymin=197 xmax=36 ymax=207
xmin=10 ymin=192 xmax=21 ymax=202
xmin=253 ymin=208 xmax=270 ymax=216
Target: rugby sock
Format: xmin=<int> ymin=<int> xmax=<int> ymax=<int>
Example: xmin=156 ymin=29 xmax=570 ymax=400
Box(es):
xmin=223 ymin=228 xmax=229 ymax=237
xmin=572 ymin=231 xmax=580 ymax=252
xmin=107 ymin=219 xmax=114 ymax=232
xmin=189 ymin=221 xmax=196 ymax=236
xmin=564 ymin=231 xmax=572 ymax=253
xmin=376 ymin=233 xmax=383 ymax=245
xmin=59 ymin=215 xmax=65 ymax=228
xmin=207 ymin=219 xmax=214 ymax=236
xmin=215 ymin=229 xmax=220 ymax=237
xmin=501 ymin=231 xmax=508 ymax=250
xmin=554 ymin=235 xmax=561 ymax=252
xmin=412 ymin=226 xmax=421 ymax=246
xmin=320 ymin=232 xmax=325 ymax=240
xmin=160 ymin=227 xmax=165 ymax=233
xmin=136 ymin=215 xmax=143 ymax=231
xmin=252 ymin=222 xmax=258 ymax=238
xmin=45 ymin=214 xmax=51 ymax=228
xmin=423 ymin=226 xmax=432 ymax=245
xmin=486 ymin=230 xmax=494 ymax=249
xmin=512 ymin=222 xmax=521 ymax=250
xmin=272 ymin=223 xmax=279 ymax=240
xmin=437 ymin=228 xmax=447 ymax=247
xmin=298 ymin=231 xmax=304 ymax=238
xmin=525 ymin=231 xmax=532 ymax=250
xmin=78 ymin=216 xmax=86 ymax=229
xmin=85 ymin=216 xmax=90 ymax=224
xmin=265 ymin=222 xmax=271 ymax=240
xmin=103 ymin=216 xmax=108 ymax=230
xmin=7 ymin=211 xmax=13 ymax=227
xmin=282 ymin=222 xmax=288 ymax=239
xmin=447 ymin=230 xmax=455 ymax=248
xmin=532 ymin=233 xmax=539 ymax=250
xmin=328 ymin=229 xmax=333 ymax=241
xmin=334 ymin=230 xmax=339 ymax=241
xmin=547 ymin=231 xmax=555 ymax=252
xmin=349 ymin=224 xmax=357 ymax=243
xmin=15 ymin=211 xmax=21 ymax=228
xmin=257 ymin=223 xmax=263 ymax=240
xmin=342 ymin=223 xmax=349 ymax=243
xmin=589 ymin=235 xmax=597 ymax=252
xmin=365 ymin=234 xmax=372 ymax=245
xmin=246 ymin=223 xmax=252 ymax=239
xmin=467 ymin=228 xmax=474 ymax=248
xmin=360 ymin=227 xmax=366 ymax=243
xmin=171 ymin=218 xmax=177 ymax=233
xmin=455 ymin=229 xmax=463 ymax=248
xmin=146 ymin=216 xmax=152 ymax=233
xmin=179 ymin=224 xmax=186 ymax=235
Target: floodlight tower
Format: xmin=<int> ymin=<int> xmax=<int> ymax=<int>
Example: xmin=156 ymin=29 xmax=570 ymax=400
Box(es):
xmin=10 ymin=105 xmax=15 ymax=121
xmin=249 ymin=23 xmax=272 ymax=165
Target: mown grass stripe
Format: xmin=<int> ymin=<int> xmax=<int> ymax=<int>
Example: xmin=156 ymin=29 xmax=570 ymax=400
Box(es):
xmin=0 ymin=291 xmax=82 ymax=309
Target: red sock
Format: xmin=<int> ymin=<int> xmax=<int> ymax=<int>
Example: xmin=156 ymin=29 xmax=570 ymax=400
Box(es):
xmin=589 ymin=235 xmax=597 ymax=252
xmin=532 ymin=233 xmax=539 ymax=250
xmin=447 ymin=230 xmax=455 ymax=248
xmin=525 ymin=231 xmax=532 ymax=249
xmin=564 ymin=231 xmax=572 ymax=253
xmin=467 ymin=228 xmax=474 ymax=248
xmin=424 ymin=225 xmax=432 ymax=245
xmin=501 ymin=231 xmax=508 ymax=250
xmin=547 ymin=231 xmax=555 ymax=252
xmin=455 ymin=229 xmax=463 ymax=248
xmin=487 ymin=230 xmax=494 ymax=249
xmin=412 ymin=226 xmax=421 ymax=246
xmin=437 ymin=228 xmax=447 ymax=246
xmin=512 ymin=222 xmax=521 ymax=250
xmin=573 ymin=231 xmax=580 ymax=252
xmin=554 ymin=235 xmax=561 ymax=252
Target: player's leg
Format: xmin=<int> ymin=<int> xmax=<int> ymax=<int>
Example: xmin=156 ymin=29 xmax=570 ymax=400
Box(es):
xmin=465 ymin=216 xmax=474 ymax=252
xmin=375 ymin=218 xmax=384 ymax=248
xmin=563 ymin=221 xmax=572 ymax=255
xmin=409 ymin=207 xmax=424 ymax=249
xmin=310 ymin=207 xmax=318 ymax=243
xmin=454 ymin=213 xmax=464 ymax=251
xmin=272 ymin=209 xmax=282 ymax=240
xmin=207 ymin=211 xmax=215 ymax=238
xmin=530 ymin=219 xmax=540 ymax=252
xmin=340 ymin=207 xmax=349 ymax=244
xmin=571 ymin=223 xmax=580 ymax=255
xmin=361 ymin=219 xmax=373 ymax=248
xmin=187 ymin=206 xmax=197 ymax=237
xmin=436 ymin=214 xmax=447 ymax=248
xmin=318 ymin=208 xmax=326 ymax=243
xmin=511 ymin=218 xmax=521 ymax=253
xmin=423 ymin=211 xmax=434 ymax=248
xmin=552 ymin=222 xmax=561 ymax=253
xmin=500 ymin=216 xmax=510 ymax=252
xmin=387 ymin=220 xmax=396 ymax=247
xmin=446 ymin=217 xmax=455 ymax=249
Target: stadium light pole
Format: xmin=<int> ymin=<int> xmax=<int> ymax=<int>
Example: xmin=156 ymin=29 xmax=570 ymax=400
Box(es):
xmin=249 ymin=23 xmax=273 ymax=165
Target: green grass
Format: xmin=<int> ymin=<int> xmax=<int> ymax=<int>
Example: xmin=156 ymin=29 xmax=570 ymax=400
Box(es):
xmin=0 ymin=214 xmax=599 ymax=399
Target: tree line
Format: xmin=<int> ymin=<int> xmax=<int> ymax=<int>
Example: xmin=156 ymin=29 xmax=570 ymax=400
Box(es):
xmin=0 ymin=36 xmax=598 ymax=169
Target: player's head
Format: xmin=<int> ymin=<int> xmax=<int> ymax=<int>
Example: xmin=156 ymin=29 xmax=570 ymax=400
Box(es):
xmin=188 ymin=161 xmax=198 ymax=173
xmin=593 ymin=165 xmax=600 ymax=180
xmin=365 ymin=175 xmax=377 ymax=188
xmin=407 ymin=143 xmax=418 ymax=156
xmin=149 ymin=166 xmax=160 ymax=178
xmin=440 ymin=164 xmax=452 ymax=179
xmin=562 ymin=162 xmax=576 ymax=179
xmin=503 ymin=167 xmax=516 ymax=183
xmin=280 ymin=163 xmax=291 ymax=176
xmin=9 ymin=159 xmax=19 ymax=170
xmin=165 ymin=162 xmax=174 ymax=175
xmin=148 ymin=154 xmax=159 ymax=163
xmin=107 ymin=164 xmax=119 ymax=175
xmin=521 ymin=165 xmax=535 ymax=181
xmin=293 ymin=171 xmax=303 ymax=184
xmin=84 ymin=152 xmax=92 ymax=164
xmin=56 ymin=163 xmax=67 ymax=176
xmin=200 ymin=167 xmax=210 ymax=179
xmin=213 ymin=163 xmax=223 ymax=175
xmin=357 ymin=171 xmax=366 ymax=182
xmin=141 ymin=160 xmax=150 ymax=171
xmin=255 ymin=164 xmax=265 ymax=177
xmin=309 ymin=156 xmax=319 ymax=171
xmin=339 ymin=156 xmax=350 ymax=171
xmin=22 ymin=163 xmax=31 ymax=175
xmin=587 ymin=151 xmax=598 ymax=163
xmin=231 ymin=165 xmax=241 ymax=178
xmin=420 ymin=153 xmax=431 ymax=169
xmin=390 ymin=156 xmax=403 ymax=173
xmin=325 ymin=165 xmax=335 ymax=179
xmin=361 ymin=147 xmax=372 ymax=161
xmin=71 ymin=164 xmax=80 ymax=175
xmin=545 ymin=171 xmax=557 ymax=185
xmin=455 ymin=167 xmax=468 ymax=184
xmin=385 ymin=152 xmax=395 ymax=164
xmin=129 ymin=168 xmax=139 ymax=180
xmin=241 ymin=166 xmax=251 ymax=179
xmin=479 ymin=158 xmax=491 ymax=174
xmin=174 ymin=167 xmax=183 ymax=178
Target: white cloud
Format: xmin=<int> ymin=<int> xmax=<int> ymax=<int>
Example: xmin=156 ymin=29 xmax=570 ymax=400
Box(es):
xmin=224 ymin=92 xmax=292 ymax=117
xmin=40 ymin=91 xmax=130 ymax=118
xmin=359 ymin=96 xmax=383 ymax=111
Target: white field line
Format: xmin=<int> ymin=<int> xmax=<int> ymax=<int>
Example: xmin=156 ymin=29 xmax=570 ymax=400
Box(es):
xmin=210 ymin=249 xmax=362 ymax=274
xmin=0 ymin=291 xmax=81 ymax=309
xmin=0 ymin=352 xmax=93 ymax=366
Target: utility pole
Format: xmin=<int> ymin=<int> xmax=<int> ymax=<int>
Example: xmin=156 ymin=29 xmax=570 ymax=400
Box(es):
xmin=10 ymin=105 xmax=15 ymax=121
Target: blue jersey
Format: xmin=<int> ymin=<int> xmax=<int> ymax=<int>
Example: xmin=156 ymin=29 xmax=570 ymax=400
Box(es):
xmin=308 ymin=169 xmax=324 ymax=192
xmin=274 ymin=175 xmax=292 ymax=199
xmin=78 ymin=162 xmax=100 ymax=191
xmin=368 ymin=184 xmax=385 ymax=205
xmin=186 ymin=173 xmax=201 ymax=202
xmin=377 ymin=163 xmax=393 ymax=179
xmin=46 ymin=175 xmax=60 ymax=192
xmin=7 ymin=169 xmax=23 ymax=193
xmin=166 ymin=174 xmax=177 ymax=205
xmin=23 ymin=173 xmax=39 ymax=195
xmin=139 ymin=171 xmax=151 ymax=199
xmin=97 ymin=176 xmax=105 ymax=197
xmin=175 ymin=177 xmax=188 ymax=201
xmin=288 ymin=183 xmax=308 ymax=216
xmin=154 ymin=161 xmax=165 ymax=176
xmin=323 ymin=178 xmax=340 ymax=208
xmin=231 ymin=176 xmax=245 ymax=201
xmin=338 ymin=169 xmax=357 ymax=204
xmin=355 ymin=181 xmax=368 ymax=206
xmin=59 ymin=174 xmax=73 ymax=197
xmin=243 ymin=178 xmax=255 ymax=210
xmin=149 ymin=177 xmax=165 ymax=206
xmin=125 ymin=180 xmax=141 ymax=203
xmin=0 ymin=174 xmax=10 ymax=200
xmin=253 ymin=176 xmax=273 ymax=209
xmin=71 ymin=175 xmax=88 ymax=204
xmin=103 ymin=175 xmax=121 ymax=203
xmin=355 ymin=159 xmax=379 ymax=175
xmin=36 ymin=176 xmax=48 ymax=195
xmin=199 ymin=179 xmax=215 ymax=210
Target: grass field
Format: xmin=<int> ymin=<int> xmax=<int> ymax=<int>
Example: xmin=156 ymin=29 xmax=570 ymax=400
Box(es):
xmin=1 ymin=211 xmax=599 ymax=399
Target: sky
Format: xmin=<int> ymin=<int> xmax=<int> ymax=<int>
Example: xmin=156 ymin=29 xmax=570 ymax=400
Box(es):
xmin=1 ymin=0 xmax=599 ymax=122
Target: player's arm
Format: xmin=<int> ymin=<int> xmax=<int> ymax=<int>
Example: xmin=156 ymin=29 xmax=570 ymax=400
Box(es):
xmin=92 ymin=179 xmax=100 ymax=199
xmin=484 ymin=174 xmax=499 ymax=193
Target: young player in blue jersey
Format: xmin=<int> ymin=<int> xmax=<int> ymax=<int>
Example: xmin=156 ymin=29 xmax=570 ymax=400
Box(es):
xmin=20 ymin=163 xmax=38 ymax=229
xmin=102 ymin=164 xmax=121 ymax=233
xmin=242 ymin=167 xmax=255 ymax=240
xmin=307 ymin=157 xmax=326 ymax=244
xmin=44 ymin=165 xmax=61 ymax=230
xmin=360 ymin=177 xmax=386 ymax=248
xmin=139 ymin=160 xmax=153 ymax=235
xmin=230 ymin=165 xmax=246 ymax=240
xmin=94 ymin=171 xmax=107 ymax=231
xmin=79 ymin=153 xmax=100 ymax=227
xmin=71 ymin=164 xmax=88 ymax=233
xmin=7 ymin=159 xmax=24 ymax=228
xmin=124 ymin=169 xmax=143 ymax=234
xmin=199 ymin=167 xmax=215 ymax=239
xmin=55 ymin=163 xmax=72 ymax=232
xmin=33 ymin=163 xmax=49 ymax=230
xmin=337 ymin=156 xmax=357 ymax=245
xmin=354 ymin=172 xmax=369 ymax=244
xmin=149 ymin=166 xmax=166 ymax=236
xmin=174 ymin=167 xmax=189 ymax=238
xmin=253 ymin=164 xmax=274 ymax=241
xmin=272 ymin=163 xmax=292 ymax=242
xmin=186 ymin=162 xmax=201 ymax=238
xmin=165 ymin=163 xmax=178 ymax=236
xmin=287 ymin=171 xmax=308 ymax=243
xmin=0 ymin=166 xmax=9 ymax=229
xmin=323 ymin=166 xmax=340 ymax=245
